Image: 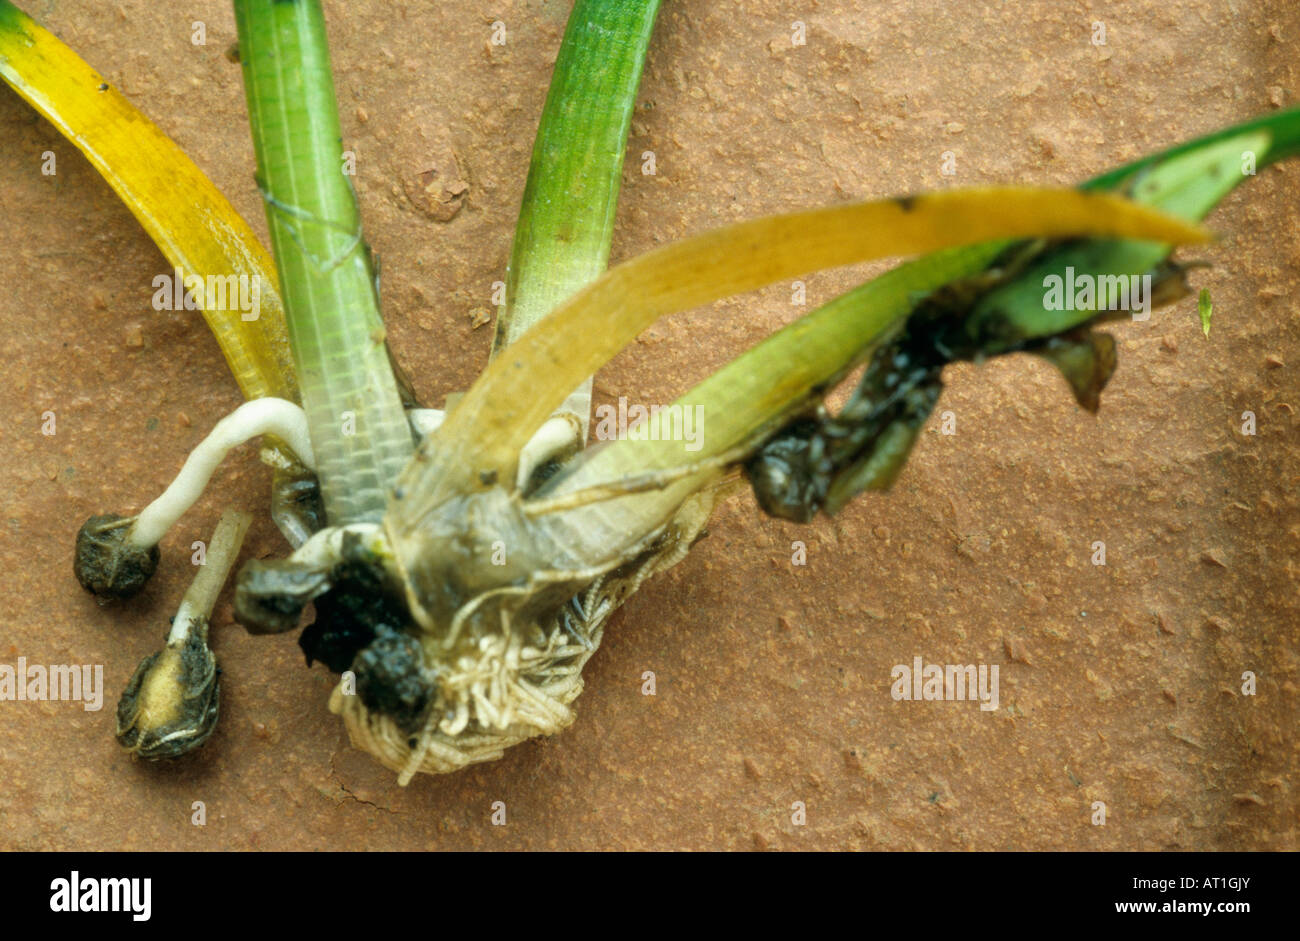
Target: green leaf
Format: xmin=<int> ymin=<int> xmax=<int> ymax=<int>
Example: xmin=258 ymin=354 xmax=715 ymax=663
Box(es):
xmin=496 ymin=0 xmax=661 ymax=436
xmin=233 ymin=0 xmax=413 ymax=525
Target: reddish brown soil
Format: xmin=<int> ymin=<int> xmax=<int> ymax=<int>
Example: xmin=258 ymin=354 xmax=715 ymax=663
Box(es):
xmin=0 ymin=0 xmax=1295 ymax=850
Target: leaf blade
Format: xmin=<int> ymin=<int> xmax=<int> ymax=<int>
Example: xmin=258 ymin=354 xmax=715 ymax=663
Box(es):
xmin=0 ymin=0 xmax=296 ymax=404
xmin=402 ymin=185 xmax=1208 ymax=514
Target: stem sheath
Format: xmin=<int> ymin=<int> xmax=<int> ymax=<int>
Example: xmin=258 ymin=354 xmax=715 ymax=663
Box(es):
xmin=234 ymin=0 xmax=412 ymax=525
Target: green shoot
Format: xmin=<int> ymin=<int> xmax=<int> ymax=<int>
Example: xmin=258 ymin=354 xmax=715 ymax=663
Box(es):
xmin=233 ymin=0 xmax=412 ymax=525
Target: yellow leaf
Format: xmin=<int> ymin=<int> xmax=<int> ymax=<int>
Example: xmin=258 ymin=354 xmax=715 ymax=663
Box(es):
xmin=0 ymin=1 xmax=295 ymax=403
xmin=408 ymin=186 xmax=1209 ymax=505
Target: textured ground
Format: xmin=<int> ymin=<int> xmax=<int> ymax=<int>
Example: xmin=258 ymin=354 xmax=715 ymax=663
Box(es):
xmin=0 ymin=0 xmax=1295 ymax=850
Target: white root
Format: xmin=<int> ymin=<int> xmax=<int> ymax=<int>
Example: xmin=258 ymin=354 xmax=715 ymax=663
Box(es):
xmin=286 ymin=521 xmax=381 ymax=569
xmin=407 ymin=408 xmax=444 ymax=438
xmin=131 ymin=398 xmax=314 ymax=548
xmin=515 ymin=413 xmax=583 ymax=490
xmin=331 ymin=483 xmax=722 ymax=784
xmin=307 ymin=389 xmax=706 ymax=783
